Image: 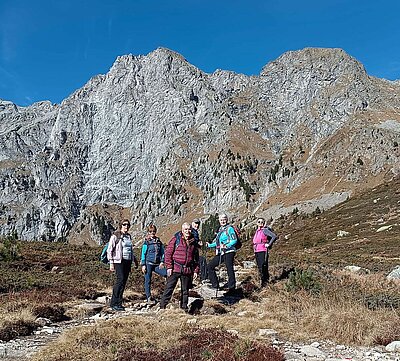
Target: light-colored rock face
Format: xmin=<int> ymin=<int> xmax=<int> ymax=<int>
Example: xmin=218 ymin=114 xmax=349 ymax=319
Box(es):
xmin=1 ymin=47 xmax=400 ymax=243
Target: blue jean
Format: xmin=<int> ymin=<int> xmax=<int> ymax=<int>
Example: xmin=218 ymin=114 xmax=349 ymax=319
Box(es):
xmin=144 ymin=263 xmax=167 ymax=299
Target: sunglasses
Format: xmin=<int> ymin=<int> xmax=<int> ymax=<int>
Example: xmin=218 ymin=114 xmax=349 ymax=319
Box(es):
xmin=122 ymin=223 xmax=130 ymax=227
xmin=257 ymin=220 xmax=265 ymax=224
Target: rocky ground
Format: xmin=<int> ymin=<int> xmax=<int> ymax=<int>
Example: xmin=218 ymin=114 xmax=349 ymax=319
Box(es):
xmin=1 ymin=283 xmax=399 ymax=361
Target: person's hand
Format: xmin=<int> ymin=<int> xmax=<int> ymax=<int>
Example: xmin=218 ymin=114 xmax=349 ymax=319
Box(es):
xmin=167 ymin=269 xmax=173 ymax=277
xmin=193 ymin=272 xmax=198 ymax=281
xmin=109 ymin=263 xmax=115 ymax=272
xmin=159 ymin=262 xmax=165 ymax=269
xmin=141 ymin=265 xmax=146 ymax=274
xmin=206 ymin=242 xmax=210 ymax=247
xmin=220 ymin=243 xmax=227 ymax=249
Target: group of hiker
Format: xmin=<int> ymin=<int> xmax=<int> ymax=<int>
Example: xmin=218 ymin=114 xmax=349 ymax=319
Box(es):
xmin=106 ymin=214 xmax=277 ymax=312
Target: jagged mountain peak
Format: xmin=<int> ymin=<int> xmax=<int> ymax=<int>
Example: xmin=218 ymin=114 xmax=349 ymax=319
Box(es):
xmin=109 ymin=47 xmax=197 ymax=75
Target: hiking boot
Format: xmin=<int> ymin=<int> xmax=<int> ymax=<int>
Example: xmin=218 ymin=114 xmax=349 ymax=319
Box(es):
xmin=147 ymin=298 xmax=156 ymax=306
xmin=111 ymin=305 xmax=125 ymax=311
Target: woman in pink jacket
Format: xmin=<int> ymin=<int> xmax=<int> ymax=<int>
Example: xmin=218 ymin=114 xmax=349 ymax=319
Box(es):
xmin=253 ymin=218 xmax=277 ymax=287
xmin=107 ymin=219 xmax=138 ymax=311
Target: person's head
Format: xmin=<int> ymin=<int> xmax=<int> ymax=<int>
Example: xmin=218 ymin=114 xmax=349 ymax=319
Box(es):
xmin=218 ymin=213 xmax=228 ymax=226
xmin=181 ymin=222 xmax=192 ymax=239
xmin=192 ymin=218 xmax=200 ymax=230
xmin=147 ymin=224 xmax=157 ymax=237
xmin=256 ymin=217 xmax=265 ymax=229
xmin=120 ymin=219 xmax=131 ymax=233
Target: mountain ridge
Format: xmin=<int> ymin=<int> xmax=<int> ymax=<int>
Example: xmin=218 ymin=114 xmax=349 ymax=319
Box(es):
xmin=0 ymin=47 xmax=399 ymax=243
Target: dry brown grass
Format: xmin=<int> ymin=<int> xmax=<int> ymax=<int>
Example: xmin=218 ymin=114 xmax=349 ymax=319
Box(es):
xmin=0 ymin=306 xmax=37 ymax=341
xmin=32 ymin=314 xmax=283 ymax=361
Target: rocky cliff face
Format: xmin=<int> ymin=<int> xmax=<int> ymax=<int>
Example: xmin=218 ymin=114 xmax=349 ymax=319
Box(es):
xmin=1 ymin=47 xmax=399 ymax=243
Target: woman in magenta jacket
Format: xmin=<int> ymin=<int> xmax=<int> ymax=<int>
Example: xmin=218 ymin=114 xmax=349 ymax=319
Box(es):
xmin=253 ymin=217 xmax=277 ymax=287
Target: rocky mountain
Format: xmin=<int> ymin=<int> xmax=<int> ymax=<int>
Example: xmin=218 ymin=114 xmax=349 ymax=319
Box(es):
xmin=1 ymin=47 xmax=399 ymax=244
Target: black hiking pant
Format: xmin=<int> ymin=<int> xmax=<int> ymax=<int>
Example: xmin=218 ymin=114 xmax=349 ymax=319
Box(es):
xmin=160 ymin=272 xmax=191 ymax=310
xmin=255 ymin=251 xmax=269 ymax=286
xmin=110 ymin=259 xmax=132 ymax=307
xmin=207 ymin=252 xmax=236 ymax=290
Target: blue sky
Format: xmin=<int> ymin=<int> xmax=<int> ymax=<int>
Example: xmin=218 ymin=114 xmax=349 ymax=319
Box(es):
xmin=1 ymin=0 xmax=399 ymax=106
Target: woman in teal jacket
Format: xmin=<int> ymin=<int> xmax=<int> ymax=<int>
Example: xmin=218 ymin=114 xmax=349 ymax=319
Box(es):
xmin=206 ymin=213 xmax=237 ymax=293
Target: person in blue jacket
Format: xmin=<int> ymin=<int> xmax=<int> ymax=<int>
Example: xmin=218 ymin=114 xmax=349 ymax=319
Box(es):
xmin=140 ymin=224 xmax=167 ymax=305
xmin=206 ymin=213 xmax=237 ymax=293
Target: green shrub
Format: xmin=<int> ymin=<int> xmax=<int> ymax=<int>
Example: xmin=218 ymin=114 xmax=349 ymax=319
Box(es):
xmin=0 ymin=232 xmax=20 ymax=262
xmin=201 ymin=214 xmax=220 ymax=244
xmin=285 ymin=268 xmax=322 ymax=295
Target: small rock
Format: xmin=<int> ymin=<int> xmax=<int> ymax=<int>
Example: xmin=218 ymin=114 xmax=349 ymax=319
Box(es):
xmin=226 ymin=329 xmax=239 ymax=336
xmin=95 ymin=296 xmax=110 ymax=305
xmin=51 ymin=266 xmax=60 ymax=273
xmin=310 ymin=341 xmax=320 ymax=348
xmin=344 ymin=265 xmax=370 ymax=274
xmin=35 ymin=317 xmax=51 ymax=326
xmin=237 ymin=311 xmax=247 ymax=316
xmin=284 ymin=351 xmax=302 ymax=360
xmin=386 ymin=340 xmax=400 ymax=352
xmin=186 ymin=318 xmax=197 ymax=325
xmin=40 ymin=327 xmax=55 ymax=335
xmin=89 ymin=313 xmax=103 ymax=320
xmin=337 ymin=230 xmax=350 ymax=237
xmin=300 ymin=345 xmax=326 ymax=358
xmin=376 ymin=225 xmax=393 ymax=232
xmin=387 ymin=265 xmax=400 ymax=280
xmin=242 ymin=261 xmax=257 ymax=269
xmin=258 ymin=328 xmax=278 ymax=337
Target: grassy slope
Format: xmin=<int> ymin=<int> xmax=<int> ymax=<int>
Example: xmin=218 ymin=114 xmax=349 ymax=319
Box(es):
xmin=270 ymin=176 xmax=400 ymax=272
xmin=0 ymin=178 xmax=399 ymax=359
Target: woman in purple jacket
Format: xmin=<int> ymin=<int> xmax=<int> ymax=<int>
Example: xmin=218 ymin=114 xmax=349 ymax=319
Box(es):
xmin=253 ymin=218 xmax=277 ymax=287
xmin=107 ymin=219 xmax=138 ymax=311
xmin=160 ymin=222 xmax=199 ymax=312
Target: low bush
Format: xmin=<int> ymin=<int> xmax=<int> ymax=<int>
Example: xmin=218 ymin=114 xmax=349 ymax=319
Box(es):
xmin=118 ymin=328 xmax=284 ymax=361
xmin=364 ymin=293 xmax=400 ymax=310
xmin=285 ymin=268 xmax=321 ymax=295
xmin=33 ymin=304 xmax=67 ymax=322
xmin=0 ymin=319 xmax=38 ymax=341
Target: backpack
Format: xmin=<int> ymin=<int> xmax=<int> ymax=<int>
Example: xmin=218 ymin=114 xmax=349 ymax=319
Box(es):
xmin=231 ymin=225 xmax=242 ymax=249
xmin=223 ymin=225 xmax=242 ymax=250
xmin=99 ymin=232 xmax=123 ymax=264
xmin=100 ymin=243 xmax=110 ymax=264
xmin=172 ymin=231 xmax=182 ymax=250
